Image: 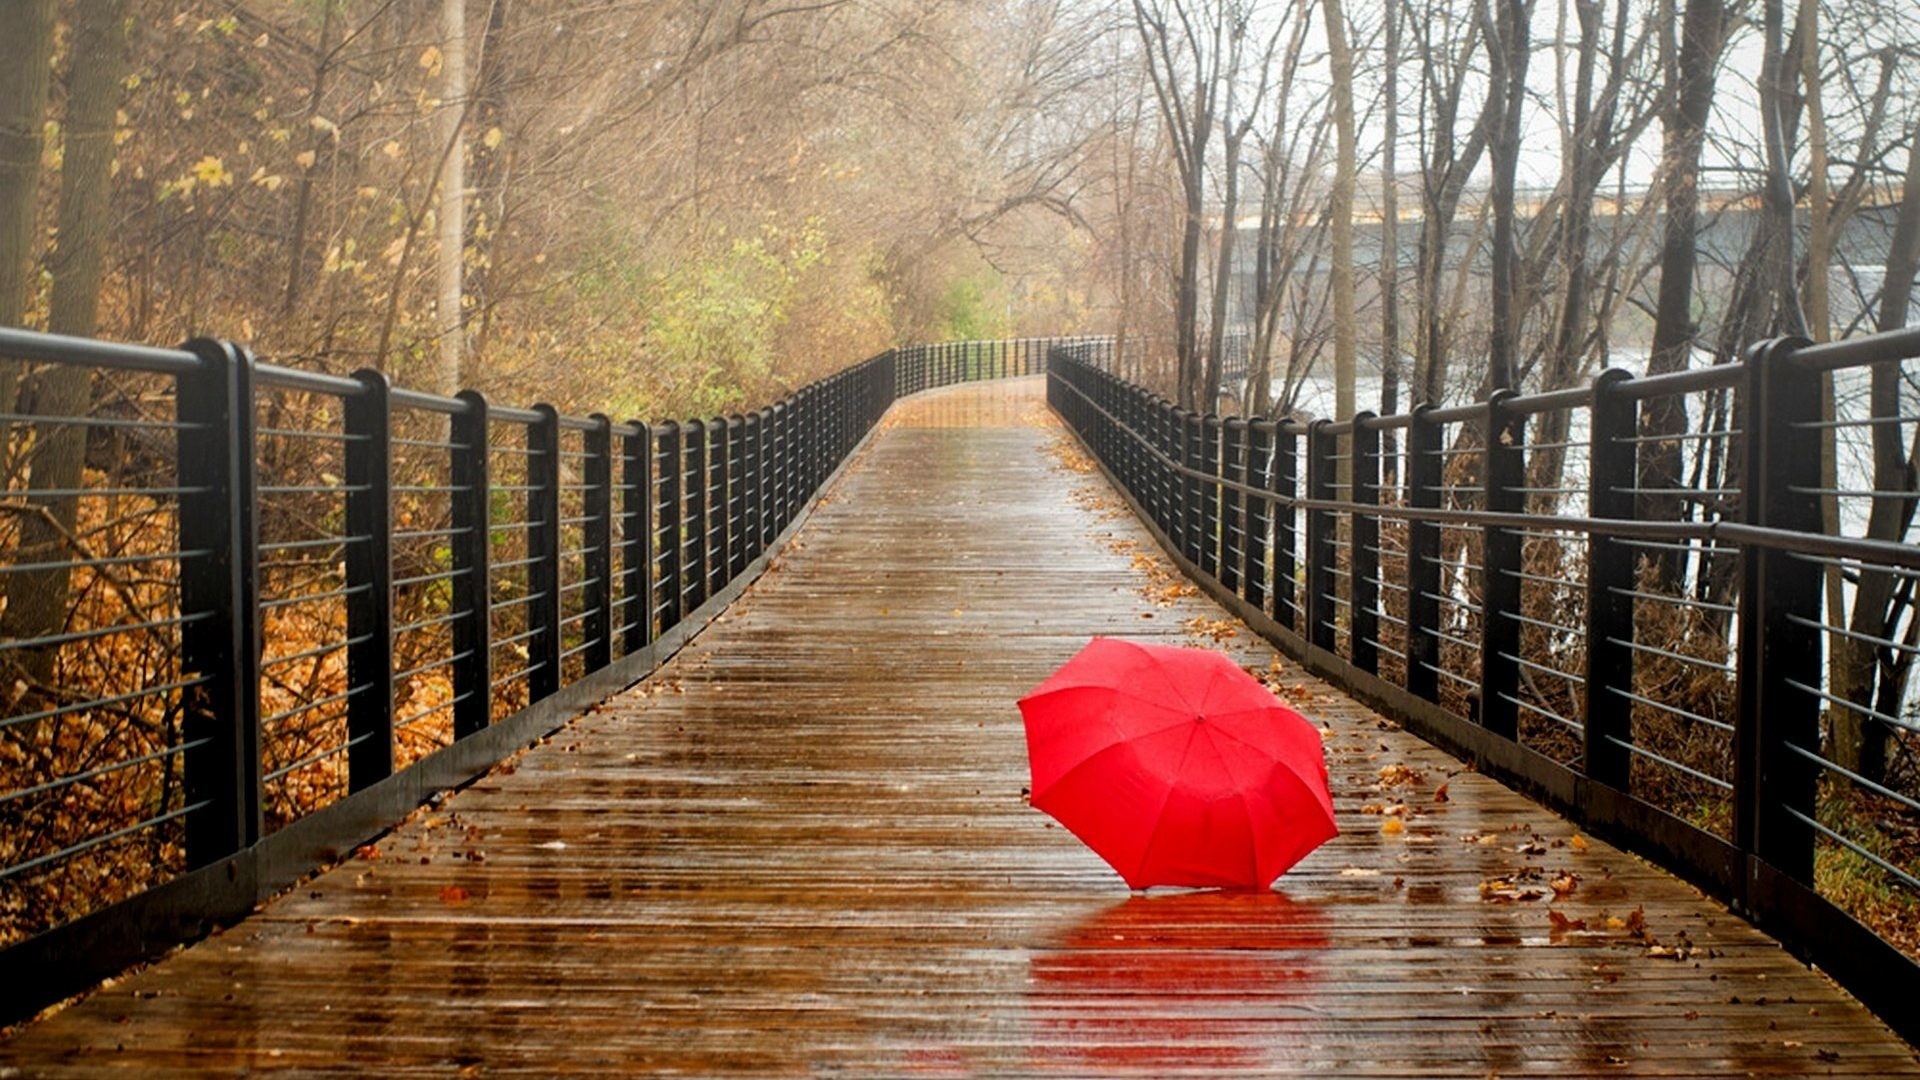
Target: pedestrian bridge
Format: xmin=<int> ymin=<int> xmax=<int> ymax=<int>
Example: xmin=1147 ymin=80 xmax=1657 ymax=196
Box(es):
xmin=1 ymin=333 xmax=1918 ymax=1074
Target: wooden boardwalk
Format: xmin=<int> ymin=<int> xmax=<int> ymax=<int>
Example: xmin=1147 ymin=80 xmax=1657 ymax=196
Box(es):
xmin=4 ymin=378 xmax=1915 ymax=1076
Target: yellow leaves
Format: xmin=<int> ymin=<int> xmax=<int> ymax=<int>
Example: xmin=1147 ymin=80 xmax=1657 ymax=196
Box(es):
xmin=1569 ymin=833 xmax=1590 ymax=853
xmin=295 ymin=150 xmax=318 ymax=171
xmin=190 ymin=155 xmax=232 ymax=187
xmin=419 ymin=44 xmax=445 ymax=78
xmin=382 ymin=140 xmax=403 ymax=160
xmin=482 ymin=126 xmax=504 ymax=150
xmin=1377 ymin=763 xmax=1422 ymax=787
xmin=308 ymin=114 xmax=339 ymax=139
xmin=1182 ymin=615 xmax=1239 ymax=643
xmin=249 ymin=167 xmax=284 ymax=192
xmin=1379 ymin=817 xmax=1405 ymax=836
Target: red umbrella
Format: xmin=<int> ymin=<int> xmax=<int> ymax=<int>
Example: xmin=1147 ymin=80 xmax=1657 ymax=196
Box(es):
xmin=1018 ymin=638 xmax=1337 ymax=890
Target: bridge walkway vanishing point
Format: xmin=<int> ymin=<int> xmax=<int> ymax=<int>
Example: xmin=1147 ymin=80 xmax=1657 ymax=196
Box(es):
xmin=2 ymin=378 xmax=1915 ymax=1076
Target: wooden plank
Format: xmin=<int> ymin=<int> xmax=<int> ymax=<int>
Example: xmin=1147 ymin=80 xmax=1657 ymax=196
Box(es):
xmin=2 ymin=378 xmax=1913 ymax=1076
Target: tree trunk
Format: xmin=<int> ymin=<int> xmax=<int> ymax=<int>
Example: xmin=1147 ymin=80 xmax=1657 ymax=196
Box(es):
xmin=1829 ymin=126 xmax=1920 ymax=782
xmin=436 ymin=0 xmax=469 ymax=394
xmin=1531 ymin=0 xmax=1601 ymax=498
xmin=1379 ymin=0 xmax=1400 ymax=461
xmin=0 ymin=0 xmax=55 ymax=412
xmin=1204 ymin=128 xmax=1243 ymax=412
xmin=469 ymin=0 xmax=513 ymax=366
xmin=1325 ymin=0 xmax=1357 ymax=423
xmin=2 ymin=0 xmax=131 ymax=686
xmin=1637 ymin=0 xmax=1723 ymax=590
xmin=281 ymin=0 xmax=336 ymax=317
xmin=1484 ymin=0 xmax=1532 ymax=395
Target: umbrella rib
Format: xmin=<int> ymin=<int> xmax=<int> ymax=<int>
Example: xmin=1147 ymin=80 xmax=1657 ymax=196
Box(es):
xmin=1130 ymin=722 xmax=1203 ymax=885
xmin=1024 ymin=682 xmax=1195 ymax=723
xmin=1199 ymin=723 xmax=1269 ymax=888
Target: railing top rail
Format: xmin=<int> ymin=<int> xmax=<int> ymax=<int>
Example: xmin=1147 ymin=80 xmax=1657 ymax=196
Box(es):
xmin=1794 ymin=324 xmax=1920 ymax=372
xmin=0 ymin=325 xmax=202 ymax=375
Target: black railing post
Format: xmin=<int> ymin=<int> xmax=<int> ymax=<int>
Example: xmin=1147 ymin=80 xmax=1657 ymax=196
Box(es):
xmin=1584 ymin=369 xmax=1636 ymax=789
xmin=727 ymin=415 xmax=746 ymax=580
xmin=684 ymin=419 xmax=707 ymax=609
xmin=786 ymin=391 xmax=804 ymax=518
xmin=1200 ymin=415 xmax=1223 ymax=579
xmin=1304 ymin=419 xmax=1336 ymax=652
xmin=655 ymin=421 xmax=683 ymax=632
xmin=709 ymin=419 xmax=729 ymax=597
xmin=583 ymin=414 xmax=615 ymax=673
xmin=1737 ymin=336 xmax=1822 ymax=884
xmin=343 ymin=369 xmax=394 ymax=790
xmin=1172 ymin=409 xmax=1194 ymax=561
xmin=175 ymin=338 xmax=261 ymax=867
xmin=1273 ymin=424 xmax=1299 ymax=631
xmin=1220 ymin=418 xmax=1246 ymax=595
xmin=622 ymin=420 xmax=652 ymax=655
xmin=1352 ymin=413 xmax=1381 ymax=675
xmin=745 ymin=410 xmax=763 ymax=560
xmin=1405 ymin=405 xmax=1442 ymax=701
xmin=528 ymin=405 xmax=563 ymax=700
xmin=1480 ymin=390 xmax=1525 ymax=738
xmin=1245 ymin=419 xmax=1274 ymax=614
xmin=450 ymin=391 xmax=491 ymax=738
xmin=769 ymin=401 xmax=788 ymax=533
xmin=1126 ymin=387 xmax=1145 ymax=498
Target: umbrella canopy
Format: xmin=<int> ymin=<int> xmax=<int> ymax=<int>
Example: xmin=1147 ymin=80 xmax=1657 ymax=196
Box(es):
xmin=1018 ymin=637 xmax=1337 ymax=890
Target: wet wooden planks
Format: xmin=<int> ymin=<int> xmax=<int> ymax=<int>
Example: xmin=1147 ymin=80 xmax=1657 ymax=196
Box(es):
xmin=3 ymin=377 xmax=1915 ymax=1076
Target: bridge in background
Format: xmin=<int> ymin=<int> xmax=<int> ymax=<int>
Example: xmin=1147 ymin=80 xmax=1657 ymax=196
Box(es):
xmin=0 ymin=329 xmax=1917 ymax=1072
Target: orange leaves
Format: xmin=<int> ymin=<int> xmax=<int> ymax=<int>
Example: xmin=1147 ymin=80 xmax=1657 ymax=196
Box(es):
xmin=1547 ymin=910 xmax=1587 ymax=934
xmin=438 ymin=885 xmax=470 ymax=905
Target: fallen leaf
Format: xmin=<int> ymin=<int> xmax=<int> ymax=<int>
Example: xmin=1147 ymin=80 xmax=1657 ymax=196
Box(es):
xmin=1380 ymin=817 xmax=1406 ymax=836
xmin=1569 ymin=833 xmax=1590 ymax=853
xmin=1433 ymin=782 xmax=1450 ymax=803
xmin=1548 ymin=910 xmax=1587 ymax=933
xmin=438 ymin=885 xmax=469 ymax=905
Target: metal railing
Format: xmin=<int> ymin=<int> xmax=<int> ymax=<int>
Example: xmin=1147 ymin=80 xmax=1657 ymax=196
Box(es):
xmin=0 ymin=327 xmax=1083 ymax=1020
xmin=1048 ymin=327 xmax=1920 ymax=1045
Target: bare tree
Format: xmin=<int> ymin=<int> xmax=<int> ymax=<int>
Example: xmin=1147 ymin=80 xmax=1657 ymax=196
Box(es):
xmin=1133 ymin=0 xmax=1225 ymax=409
xmin=1325 ymin=0 xmax=1359 ymax=421
xmin=2 ymin=0 xmax=133 ymax=684
xmin=436 ymin=0 xmax=470 ymax=392
xmin=1637 ymin=0 xmax=1727 ymax=587
xmin=0 ymin=0 xmax=55 ymax=413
